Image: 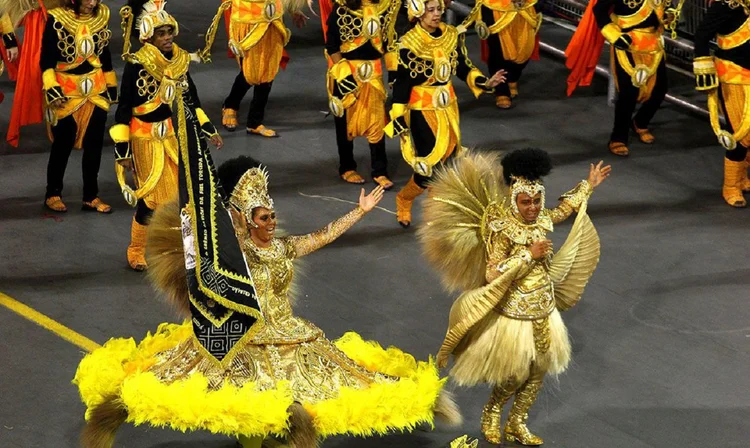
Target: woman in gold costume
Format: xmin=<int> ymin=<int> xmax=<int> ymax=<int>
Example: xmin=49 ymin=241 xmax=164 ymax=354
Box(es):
xmin=112 ymin=0 xmax=223 ymax=271
xmin=74 ymin=152 xmax=459 ymax=446
xmin=693 ymin=0 xmax=750 ymax=207
xmin=419 ymin=148 xmax=610 ymax=445
xmin=384 ymin=0 xmax=505 ymax=228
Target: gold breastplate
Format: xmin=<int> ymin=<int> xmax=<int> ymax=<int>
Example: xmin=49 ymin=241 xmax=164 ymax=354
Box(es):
xmin=337 ymin=1 xmax=392 ymax=54
xmin=49 ymin=6 xmax=111 ymax=71
xmin=131 ymin=43 xmax=191 ymax=115
xmin=499 ymin=245 xmax=555 ymax=320
xmin=401 ymin=23 xmax=459 ymax=84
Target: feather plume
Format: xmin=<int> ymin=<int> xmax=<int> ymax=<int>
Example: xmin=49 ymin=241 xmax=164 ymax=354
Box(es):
xmin=145 ymin=200 xmax=191 ymax=318
xmin=80 ymin=396 xmax=128 ymax=448
xmin=287 ymin=403 xmax=319 ymax=448
xmin=417 ymin=150 xmax=507 ymax=293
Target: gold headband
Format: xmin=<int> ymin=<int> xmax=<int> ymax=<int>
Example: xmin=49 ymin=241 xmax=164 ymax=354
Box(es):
xmin=509 ymin=175 xmax=545 ymax=216
xmin=407 ymin=0 xmax=445 ymax=21
xmin=229 ymin=167 xmax=275 ymax=221
xmin=136 ymin=0 xmax=179 ymax=42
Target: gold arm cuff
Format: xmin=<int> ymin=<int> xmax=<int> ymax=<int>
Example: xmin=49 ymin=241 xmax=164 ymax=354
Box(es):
xmin=329 ymin=59 xmax=353 ymax=82
xmin=109 ymin=123 xmax=130 ymax=143
xmin=42 ymin=69 xmax=60 ymax=90
xmin=389 ymin=103 xmax=408 ymax=120
xmin=0 ymin=14 xmax=13 ymax=34
xmin=195 ymin=108 xmax=211 ymax=126
xmin=104 ymin=71 xmax=117 ymax=87
xmin=693 ymin=56 xmax=717 ymax=75
xmin=601 ymin=23 xmax=623 ymax=45
xmin=466 ymin=68 xmax=485 ymax=98
xmin=384 ymin=52 xmax=398 ymax=72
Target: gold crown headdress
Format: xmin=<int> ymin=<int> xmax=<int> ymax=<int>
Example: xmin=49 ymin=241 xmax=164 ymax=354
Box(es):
xmin=229 ymin=167 xmax=275 ymax=220
xmin=509 ymin=175 xmax=545 ymax=216
xmin=135 ymin=0 xmax=179 ymax=42
xmin=407 ymin=0 xmax=445 ymax=21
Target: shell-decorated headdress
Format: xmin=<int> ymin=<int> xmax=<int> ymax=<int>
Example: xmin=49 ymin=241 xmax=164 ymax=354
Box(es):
xmin=135 ymin=0 xmax=178 ymax=42
xmin=229 ymin=167 xmax=275 ymax=220
xmin=407 ymin=0 xmax=445 ymax=21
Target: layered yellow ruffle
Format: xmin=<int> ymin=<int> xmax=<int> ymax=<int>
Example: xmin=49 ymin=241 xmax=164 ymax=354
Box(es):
xmin=74 ymin=323 xmax=444 ymax=438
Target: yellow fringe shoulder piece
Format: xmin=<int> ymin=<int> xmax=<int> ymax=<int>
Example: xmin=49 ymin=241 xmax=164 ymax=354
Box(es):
xmin=417 ymin=150 xmax=507 ymax=293
xmin=145 ymin=200 xmax=191 ymax=319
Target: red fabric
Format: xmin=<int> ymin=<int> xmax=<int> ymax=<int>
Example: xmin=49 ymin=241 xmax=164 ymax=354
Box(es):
xmin=0 ymin=41 xmax=21 ymax=80
xmin=480 ymin=39 xmax=489 ymax=64
xmin=7 ymin=8 xmax=47 ymax=147
xmin=280 ymin=49 xmax=290 ymax=69
xmin=531 ymin=35 xmax=540 ymax=61
xmin=564 ymin=0 xmax=606 ymax=96
xmin=224 ymin=8 xmax=235 ymax=59
xmin=319 ymin=0 xmax=333 ymax=42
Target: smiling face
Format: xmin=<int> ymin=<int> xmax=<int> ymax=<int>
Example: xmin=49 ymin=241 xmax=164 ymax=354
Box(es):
xmin=516 ymin=192 xmax=542 ymax=223
xmin=249 ymin=207 xmax=277 ymax=244
xmin=419 ymin=0 xmax=443 ymax=32
xmin=150 ymin=26 xmax=175 ymax=53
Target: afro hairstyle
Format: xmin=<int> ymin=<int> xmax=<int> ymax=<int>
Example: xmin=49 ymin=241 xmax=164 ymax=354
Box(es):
xmin=500 ymin=148 xmax=552 ymax=186
xmin=217 ymin=156 xmax=263 ymax=197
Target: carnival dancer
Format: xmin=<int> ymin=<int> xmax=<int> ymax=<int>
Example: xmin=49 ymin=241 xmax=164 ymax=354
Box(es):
xmin=419 ymin=148 xmax=610 ymax=445
xmin=565 ymin=0 xmax=677 ymax=156
xmin=35 ymin=0 xmax=117 ymax=213
xmin=461 ymin=0 xmax=542 ymax=109
xmin=693 ymin=0 xmax=750 ymax=207
xmin=219 ymin=0 xmax=306 ymax=137
xmin=0 ymin=11 xmax=20 ymax=103
xmin=111 ymin=0 xmax=223 ymax=271
xmin=74 ymin=119 xmax=461 ymax=445
xmin=384 ymin=0 xmax=505 ymax=227
xmin=325 ymin=0 xmax=400 ymax=188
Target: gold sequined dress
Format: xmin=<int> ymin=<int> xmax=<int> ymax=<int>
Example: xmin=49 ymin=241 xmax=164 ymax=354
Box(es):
xmin=74 ymin=207 xmax=448 ymax=439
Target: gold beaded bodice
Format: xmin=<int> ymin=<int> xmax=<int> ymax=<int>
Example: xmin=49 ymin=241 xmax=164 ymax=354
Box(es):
xmin=336 ymin=0 xmax=399 ymax=54
xmin=400 ymin=23 xmax=460 ymax=83
xmin=241 ymin=237 xmax=323 ymax=345
xmin=130 ymin=43 xmax=190 ymax=115
xmin=49 ymin=6 xmax=111 ymax=71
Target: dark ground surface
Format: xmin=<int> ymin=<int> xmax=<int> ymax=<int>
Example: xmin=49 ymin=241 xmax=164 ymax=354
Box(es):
xmin=0 ymin=2 xmax=748 ymax=447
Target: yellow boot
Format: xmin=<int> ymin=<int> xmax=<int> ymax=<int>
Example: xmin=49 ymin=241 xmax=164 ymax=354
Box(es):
xmin=723 ymin=158 xmax=747 ymax=208
xmin=509 ymin=82 xmax=519 ymax=98
xmin=127 ymin=218 xmax=149 ymax=271
xmin=395 ymin=176 xmax=425 ymax=228
xmin=504 ymin=376 xmax=544 ymax=446
xmin=481 ymin=382 xmax=516 ymax=444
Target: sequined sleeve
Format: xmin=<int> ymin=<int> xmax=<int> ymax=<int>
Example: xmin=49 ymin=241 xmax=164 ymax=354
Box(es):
xmin=485 ymin=232 xmax=534 ymax=283
xmin=286 ymin=207 xmax=367 ymax=258
xmin=547 ymin=180 xmax=593 ymax=224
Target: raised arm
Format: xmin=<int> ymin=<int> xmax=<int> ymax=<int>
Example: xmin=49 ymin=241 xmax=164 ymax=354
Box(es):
xmin=546 ymin=180 xmax=593 ymax=224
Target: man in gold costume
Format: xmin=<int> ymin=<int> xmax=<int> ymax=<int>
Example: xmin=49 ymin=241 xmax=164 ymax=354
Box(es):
xmin=384 ymin=0 xmax=505 ymax=227
xmin=419 ymin=148 xmax=610 ymax=445
xmin=694 ymin=0 xmax=750 ymax=207
xmin=592 ymin=0 xmax=675 ymax=156
xmin=111 ymin=0 xmax=223 ymax=271
xmin=39 ymin=0 xmax=117 ymax=213
xmin=325 ymin=0 xmax=400 ymax=188
xmin=462 ymin=0 xmax=542 ymax=109
xmin=220 ymin=0 xmax=305 ymax=137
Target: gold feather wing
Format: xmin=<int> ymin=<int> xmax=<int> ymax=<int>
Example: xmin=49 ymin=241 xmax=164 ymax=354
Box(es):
xmin=417 ymin=151 xmax=507 ymax=293
xmin=548 ymin=201 xmax=601 ymax=311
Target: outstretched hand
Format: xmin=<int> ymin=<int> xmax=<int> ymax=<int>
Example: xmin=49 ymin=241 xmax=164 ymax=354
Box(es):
xmin=486 ymin=69 xmax=507 ymax=89
xmin=587 ymin=161 xmax=612 ymax=189
xmin=210 ymin=133 xmax=224 ymax=150
xmin=358 ymin=185 xmax=385 ymax=212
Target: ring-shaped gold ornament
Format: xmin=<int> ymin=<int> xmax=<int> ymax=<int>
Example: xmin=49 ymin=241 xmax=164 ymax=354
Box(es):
xmin=329 ymin=97 xmax=345 ymax=117
xmin=631 ymin=64 xmax=651 ymax=88
xmin=717 ymin=130 xmax=737 ymax=151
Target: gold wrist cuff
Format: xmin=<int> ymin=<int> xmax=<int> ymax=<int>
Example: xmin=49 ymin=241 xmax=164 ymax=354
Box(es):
xmin=42 ymin=69 xmax=60 ymax=90
xmin=601 ymin=23 xmax=622 ymax=45
xmin=105 ymin=71 xmax=117 ymax=87
xmin=467 ymin=68 xmax=485 ymax=98
xmin=389 ymin=103 xmax=407 ymax=120
xmin=109 ymin=124 xmax=130 ymax=143
xmin=693 ymin=56 xmax=716 ymax=75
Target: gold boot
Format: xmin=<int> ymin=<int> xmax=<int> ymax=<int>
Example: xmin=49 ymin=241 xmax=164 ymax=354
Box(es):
xmin=723 ymin=158 xmax=747 ymax=208
xmin=395 ymin=176 xmax=425 ymax=228
xmin=509 ymin=82 xmax=519 ymax=98
xmin=504 ymin=376 xmax=544 ymax=446
xmin=481 ymin=382 xmax=516 ymax=444
xmin=127 ymin=218 xmax=149 ymax=271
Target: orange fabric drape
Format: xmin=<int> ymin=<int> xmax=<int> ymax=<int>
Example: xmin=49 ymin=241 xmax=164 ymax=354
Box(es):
xmin=320 ymin=0 xmax=334 ymax=42
xmin=7 ymin=6 xmax=47 ymax=147
xmin=564 ymin=0 xmax=606 ymax=96
xmin=480 ymin=33 xmax=539 ymax=64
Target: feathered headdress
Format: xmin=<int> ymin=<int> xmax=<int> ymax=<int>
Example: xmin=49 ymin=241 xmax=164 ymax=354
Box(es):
xmin=129 ymin=0 xmax=178 ymax=41
xmin=500 ymin=148 xmax=552 ymax=216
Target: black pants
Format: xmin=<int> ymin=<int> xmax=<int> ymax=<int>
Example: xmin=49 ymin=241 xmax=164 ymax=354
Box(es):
xmin=45 ymin=107 xmax=107 ymax=201
xmin=334 ymin=115 xmax=388 ymax=178
xmin=223 ymin=71 xmax=273 ymax=128
xmin=134 ymin=199 xmax=154 ymax=225
xmin=611 ymin=55 xmax=668 ymax=144
xmin=486 ymin=34 xmax=528 ymax=98
xmin=410 ymin=112 xmax=454 ymax=188
xmin=718 ymin=87 xmax=750 ymax=162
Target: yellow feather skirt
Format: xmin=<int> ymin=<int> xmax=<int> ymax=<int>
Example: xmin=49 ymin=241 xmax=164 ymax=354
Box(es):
xmin=449 ymin=309 xmax=571 ymax=386
xmin=73 ymin=322 xmax=446 ymax=438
